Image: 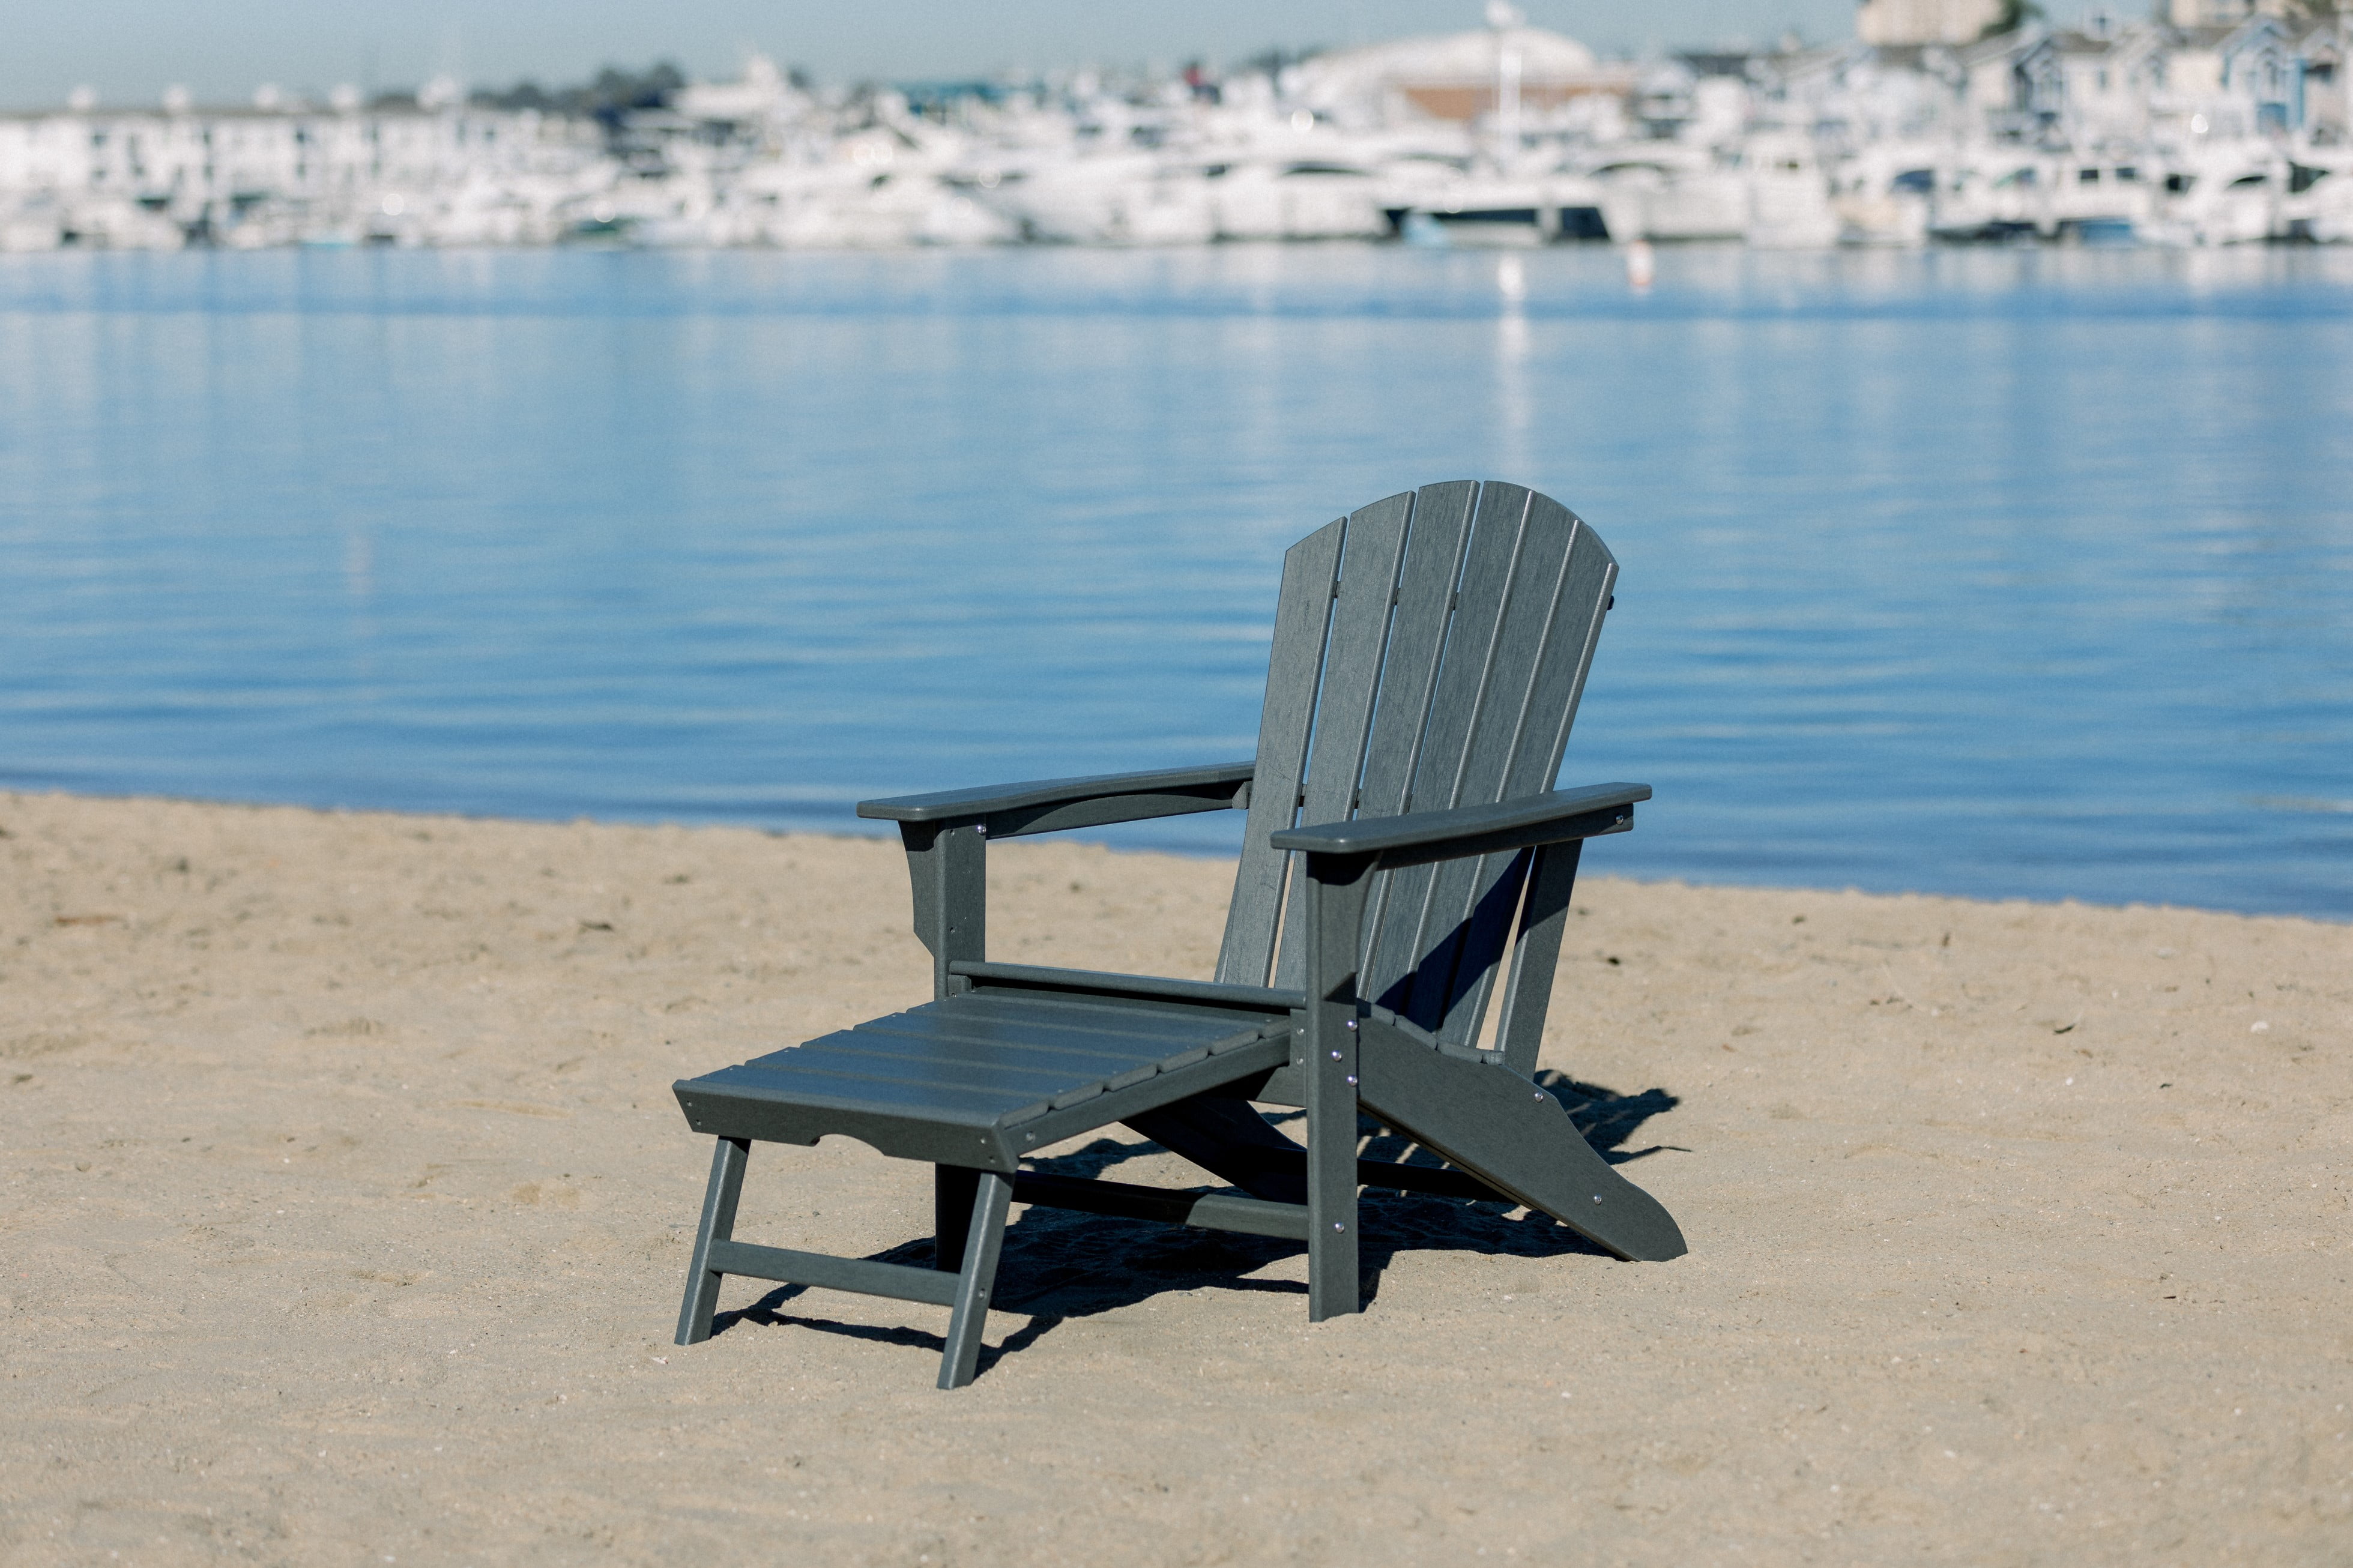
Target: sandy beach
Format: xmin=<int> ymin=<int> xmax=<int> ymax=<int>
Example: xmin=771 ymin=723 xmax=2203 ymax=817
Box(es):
xmin=2 ymin=788 xmax=2347 ymax=1564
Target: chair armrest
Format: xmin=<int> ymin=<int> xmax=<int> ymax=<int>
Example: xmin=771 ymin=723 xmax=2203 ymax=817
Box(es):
xmin=1276 ymin=784 xmax=1651 ymax=1019
xmin=857 ymin=760 xmax=1255 ymax=841
xmin=1269 ymin=782 xmax=1650 ymax=871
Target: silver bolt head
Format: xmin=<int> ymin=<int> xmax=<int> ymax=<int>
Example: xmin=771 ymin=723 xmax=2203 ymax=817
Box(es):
xmin=1345 ymin=1075 xmax=1358 ymax=1085
xmin=1592 ymin=1195 xmax=1603 ymax=1204
xmin=1332 ymin=1222 xmax=1346 ymax=1232
xmin=1331 ymin=1049 xmax=1343 ymax=1060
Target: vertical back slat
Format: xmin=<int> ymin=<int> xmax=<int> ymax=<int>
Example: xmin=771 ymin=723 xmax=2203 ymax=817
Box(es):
xmin=1215 ymin=517 xmax=1345 ymax=987
xmin=1270 ymin=492 xmax=1416 ymax=991
xmin=1513 ymin=509 xmax=1618 ymax=794
xmin=1363 ymin=481 xmax=1536 ymax=1021
xmin=1410 ymin=492 xmax=1592 ymax=1040
xmin=1353 ymin=481 xmax=1479 ymax=822
xmin=1219 ymin=481 xmax=1617 ymax=1055
xmin=1347 ymin=481 xmax=1478 ymax=979
xmin=1435 ymin=516 xmax=1617 ymax=1041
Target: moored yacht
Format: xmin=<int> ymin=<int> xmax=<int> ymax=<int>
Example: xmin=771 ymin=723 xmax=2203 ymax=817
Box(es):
xmin=1742 ymin=130 xmax=1840 ymax=249
xmin=1586 ymin=144 xmax=1746 ymax=243
xmin=1204 ymin=157 xmax=1388 ymax=241
xmin=968 ymin=151 xmax=1218 ymax=245
xmin=1378 ymin=163 xmax=1611 ymax=244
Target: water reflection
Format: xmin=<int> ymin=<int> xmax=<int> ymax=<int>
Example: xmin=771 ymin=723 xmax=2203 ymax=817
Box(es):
xmin=0 ymin=245 xmax=2346 ymax=915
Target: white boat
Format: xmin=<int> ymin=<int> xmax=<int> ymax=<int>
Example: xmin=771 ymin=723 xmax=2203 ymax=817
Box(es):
xmin=556 ymin=172 xmax=716 ymax=246
xmin=1374 ymin=154 xmax=1612 ymax=244
xmin=1586 ymin=146 xmax=1746 ymax=243
xmin=2282 ymin=152 xmax=2353 ymax=244
xmin=726 ymin=160 xmax=1015 ymax=249
xmin=0 ymin=196 xmax=65 ymax=252
xmin=2042 ymin=154 xmax=2160 ymax=243
xmin=59 ymin=197 xmax=186 ymax=250
xmin=1742 ymin=131 xmax=1840 ymax=249
xmin=1204 ymin=158 xmax=1387 ymax=242
xmin=970 ymin=151 xmax=1217 ymax=245
xmin=1830 ymin=144 xmax=1941 ymax=247
xmin=1926 ymin=152 xmax=2046 ymax=243
xmin=2149 ymin=148 xmax=2283 ymax=247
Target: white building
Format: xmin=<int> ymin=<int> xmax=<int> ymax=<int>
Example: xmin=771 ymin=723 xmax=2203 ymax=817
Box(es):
xmin=2017 ymin=21 xmax=2175 ymax=144
xmin=1290 ymin=25 xmax=1633 ymax=131
xmin=2168 ymin=0 xmax=2303 ymax=25
xmin=0 ymin=98 xmax=603 ymax=248
xmin=1856 ymin=0 xmax=2005 ymax=47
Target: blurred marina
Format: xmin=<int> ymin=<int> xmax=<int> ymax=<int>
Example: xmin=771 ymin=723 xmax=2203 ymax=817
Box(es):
xmin=5 ymin=2 xmax=2353 ymax=253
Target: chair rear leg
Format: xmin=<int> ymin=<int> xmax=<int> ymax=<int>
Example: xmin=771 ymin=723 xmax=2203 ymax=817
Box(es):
xmin=937 ymin=1169 xmax=1013 ymax=1390
xmin=1305 ymin=1066 xmax=1362 ymax=1322
xmin=1305 ymin=998 xmax=1364 ymax=1321
xmin=934 ymin=1164 xmax=980 ymax=1271
xmin=675 ymin=1136 xmax=750 ymax=1346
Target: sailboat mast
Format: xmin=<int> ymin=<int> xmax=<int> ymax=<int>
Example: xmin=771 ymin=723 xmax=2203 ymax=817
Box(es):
xmin=1488 ymin=1 xmax=1524 ymax=169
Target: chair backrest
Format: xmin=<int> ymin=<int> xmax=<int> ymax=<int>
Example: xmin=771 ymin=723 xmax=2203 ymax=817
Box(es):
xmin=1215 ymin=481 xmax=1619 ymax=1051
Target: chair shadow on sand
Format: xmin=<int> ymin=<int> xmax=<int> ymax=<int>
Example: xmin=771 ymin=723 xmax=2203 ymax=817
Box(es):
xmin=715 ymin=1074 xmax=1685 ymax=1375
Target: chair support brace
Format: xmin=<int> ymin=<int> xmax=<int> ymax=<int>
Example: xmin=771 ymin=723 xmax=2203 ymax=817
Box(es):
xmin=899 ymin=822 xmax=986 ymax=1000
xmin=705 ymin=1240 xmax=958 ymax=1306
xmin=674 ymin=1139 xmax=1018 ymax=1389
xmin=1013 ymin=1171 xmax=1311 ymax=1240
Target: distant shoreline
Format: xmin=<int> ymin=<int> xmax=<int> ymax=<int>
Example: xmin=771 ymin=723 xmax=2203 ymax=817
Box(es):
xmin=4 ymin=785 xmax=2343 ymax=926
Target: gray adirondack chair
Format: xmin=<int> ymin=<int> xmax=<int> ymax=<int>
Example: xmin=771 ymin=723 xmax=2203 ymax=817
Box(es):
xmin=670 ymin=480 xmax=1685 ymax=1389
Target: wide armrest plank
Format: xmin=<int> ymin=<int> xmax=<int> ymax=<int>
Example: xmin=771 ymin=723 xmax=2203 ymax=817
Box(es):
xmin=1270 ymin=782 xmax=1651 ymax=866
xmin=857 ymin=760 xmax=1255 ymax=825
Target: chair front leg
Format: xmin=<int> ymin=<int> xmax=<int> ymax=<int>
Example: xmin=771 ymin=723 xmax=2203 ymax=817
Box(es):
xmin=1301 ymin=851 xmax=1377 ymax=1322
xmin=938 ymin=1169 xmax=1014 ymax=1389
xmin=676 ymin=1136 xmax=750 ymax=1345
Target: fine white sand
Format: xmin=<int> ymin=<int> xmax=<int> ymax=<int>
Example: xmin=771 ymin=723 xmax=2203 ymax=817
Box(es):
xmin=2 ymin=790 xmax=2348 ymax=1564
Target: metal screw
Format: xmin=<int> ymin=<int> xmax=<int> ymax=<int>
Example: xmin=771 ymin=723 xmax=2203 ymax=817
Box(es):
xmin=1345 ymin=1020 xmax=1357 ymax=1031
xmin=1592 ymin=1195 xmax=1603 ymax=1205
xmin=1332 ymin=1222 xmax=1346 ymax=1232
xmin=1331 ymin=1049 xmax=1343 ymax=1060
xmin=1534 ymin=1091 xmax=1545 ymax=1100
xmin=1345 ymin=1075 xmax=1358 ymax=1085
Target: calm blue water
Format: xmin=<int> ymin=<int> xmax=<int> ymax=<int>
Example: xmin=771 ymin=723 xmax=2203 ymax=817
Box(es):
xmin=1 ymin=245 xmax=2348 ymax=917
